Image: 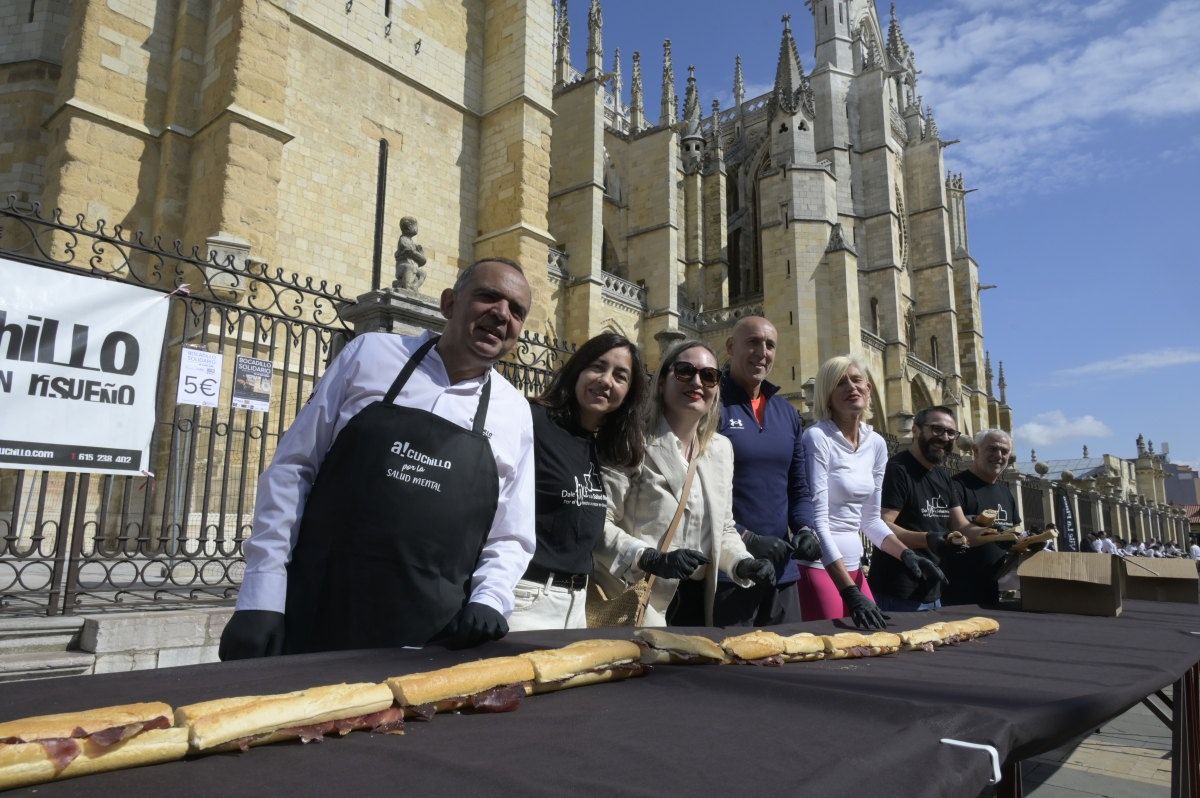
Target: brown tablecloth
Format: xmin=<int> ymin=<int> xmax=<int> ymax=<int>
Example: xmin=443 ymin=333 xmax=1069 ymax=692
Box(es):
xmin=3 ymin=600 xmax=1198 ymax=797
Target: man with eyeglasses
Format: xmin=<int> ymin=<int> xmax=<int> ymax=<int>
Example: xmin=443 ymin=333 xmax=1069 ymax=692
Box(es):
xmin=711 ymin=316 xmax=820 ymax=627
xmin=868 ymin=405 xmax=984 ymax=612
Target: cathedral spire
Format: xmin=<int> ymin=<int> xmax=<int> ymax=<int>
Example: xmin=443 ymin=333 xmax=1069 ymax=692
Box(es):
xmin=985 ymin=351 xmax=994 ymax=397
xmin=586 ymin=0 xmax=603 ymax=77
xmin=683 ymin=65 xmax=700 ymax=133
xmin=630 ymin=50 xmax=645 ymax=131
xmin=660 ymin=39 xmax=677 ymax=126
xmin=611 ymin=47 xmax=623 ymax=110
xmin=924 ymin=105 xmax=940 ymax=141
xmin=887 ymin=2 xmax=914 ymax=69
xmin=771 ymin=14 xmax=811 ymax=117
xmin=733 ymin=54 xmax=745 ymax=108
xmin=554 ymin=0 xmax=571 ymax=86
xmin=711 ymin=99 xmax=724 ymax=160
xmin=998 ymin=361 xmax=1008 ymax=404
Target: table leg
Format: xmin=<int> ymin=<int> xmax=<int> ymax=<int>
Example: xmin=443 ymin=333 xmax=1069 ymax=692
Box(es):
xmin=997 ymin=759 xmax=1023 ymax=798
xmin=1172 ymin=663 xmax=1200 ymax=798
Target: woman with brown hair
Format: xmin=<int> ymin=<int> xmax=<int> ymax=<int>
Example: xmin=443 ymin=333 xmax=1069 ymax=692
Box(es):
xmin=508 ymin=332 xmax=648 ymax=631
xmin=593 ymin=340 xmax=774 ymax=627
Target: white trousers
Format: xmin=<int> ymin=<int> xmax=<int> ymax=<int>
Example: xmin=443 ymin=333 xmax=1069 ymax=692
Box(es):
xmin=506 ymin=577 xmax=588 ymax=631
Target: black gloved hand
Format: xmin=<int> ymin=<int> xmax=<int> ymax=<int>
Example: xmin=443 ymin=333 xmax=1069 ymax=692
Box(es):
xmin=839 ymin=584 xmax=889 ymax=630
xmin=926 ymin=530 xmax=968 ymax=559
xmin=219 ymin=610 xmax=286 ymax=661
xmin=734 ymin=557 xmax=776 ymax=585
xmin=639 ymin=548 xmax=710 ymax=580
xmin=790 ymin=527 xmax=823 ymax=562
xmin=743 ymin=531 xmax=791 ymax=566
xmin=440 ymin=602 xmax=508 ymax=649
xmin=901 ymin=548 xmax=949 ymax=586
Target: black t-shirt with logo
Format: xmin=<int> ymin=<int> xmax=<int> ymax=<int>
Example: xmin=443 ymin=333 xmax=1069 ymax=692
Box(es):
xmin=867 ymin=450 xmax=959 ymax=603
xmin=942 ymin=469 xmax=1022 ymax=606
xmin=528 ymin=403 xmax=608 ymax=576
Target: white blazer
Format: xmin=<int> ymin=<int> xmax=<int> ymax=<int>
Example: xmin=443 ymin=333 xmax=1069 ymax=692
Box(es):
xmin=594 ymin=418 xmax=752 ymax=626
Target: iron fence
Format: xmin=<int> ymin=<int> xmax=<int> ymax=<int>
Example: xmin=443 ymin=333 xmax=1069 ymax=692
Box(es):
xmin=0 ymin=198 xmax=575 ymax=616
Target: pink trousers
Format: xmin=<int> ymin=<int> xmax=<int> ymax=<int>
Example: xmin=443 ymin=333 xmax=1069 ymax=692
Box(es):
xmin=797 ymin=564 xmax=874 ymax=622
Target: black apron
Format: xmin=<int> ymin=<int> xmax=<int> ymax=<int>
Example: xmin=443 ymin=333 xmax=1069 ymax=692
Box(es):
xmin=283 ymin=337 xmax=500 ymax=653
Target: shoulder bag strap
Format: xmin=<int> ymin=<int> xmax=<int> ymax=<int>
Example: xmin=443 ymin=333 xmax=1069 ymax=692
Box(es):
xmin=635 ymin=454 xmax=700 ymax=622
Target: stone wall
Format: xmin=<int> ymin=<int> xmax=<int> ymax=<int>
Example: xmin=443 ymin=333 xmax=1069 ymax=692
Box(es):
xmin=84 ymin=608 xmax=231 ymax=674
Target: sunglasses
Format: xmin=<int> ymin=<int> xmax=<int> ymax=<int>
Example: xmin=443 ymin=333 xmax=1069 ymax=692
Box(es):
xmin=670 ymin=362 xmax=721 ymax=388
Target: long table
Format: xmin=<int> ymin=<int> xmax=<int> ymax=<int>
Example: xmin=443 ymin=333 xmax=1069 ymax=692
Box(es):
xmin=3 ymin=601 xmax=1198 ymax=797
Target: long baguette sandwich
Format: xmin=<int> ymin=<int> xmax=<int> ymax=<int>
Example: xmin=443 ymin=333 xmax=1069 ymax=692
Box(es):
xmin=780 ymin=632 xmax=826 ymax=663
xmin=387 ymin=657 xmax=534 ymax=719
xmin=966 ymin=616 xmax=1000 ymax=636
xmin=821 ymin=631 xmax=902 ymax=659
xmin=720 ymin=631 xmax=787 ymax=665
xmin=634 ymin=629 xmax=728 ymax=665
xmin=0 ymin=702 xmax=188 ymax=791
xmin=898 ymin=626 xmax=942 ymax=653
xmin=176 ymin=682 xmax=399 ymax=753
xmin=520 ymin=639 xmax=647 ymax=693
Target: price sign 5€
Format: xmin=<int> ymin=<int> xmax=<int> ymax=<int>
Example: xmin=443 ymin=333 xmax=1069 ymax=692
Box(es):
xmin=177 ymin=348 xmax=224 ymax=408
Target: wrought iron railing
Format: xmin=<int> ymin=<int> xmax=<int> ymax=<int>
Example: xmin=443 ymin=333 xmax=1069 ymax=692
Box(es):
xmin=0 ymin=197 xmax=578 ymax=616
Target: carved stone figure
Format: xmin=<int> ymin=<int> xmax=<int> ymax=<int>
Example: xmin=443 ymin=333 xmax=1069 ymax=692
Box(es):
xmin=392 ymin=216 xmax=427 ymax=292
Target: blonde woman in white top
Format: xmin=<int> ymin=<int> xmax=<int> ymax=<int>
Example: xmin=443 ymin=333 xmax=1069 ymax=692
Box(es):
xmin=594 ymin=340 xmax=775 ymax=626
xmin=797 ymin=355 xmax=946 ymax=628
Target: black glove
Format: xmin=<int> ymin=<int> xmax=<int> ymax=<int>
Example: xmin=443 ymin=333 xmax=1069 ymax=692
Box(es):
xmin=901 ymin=548 xmax=949 ymax=586
xmin=639 ymin=548 xmax=710 ymax=580
xmin=734 ymin=557 xmax=776 ymax=585
xmin=926 ymin=530 xmax=968 ymax=559
xmin=439 ymin=602 xmax=508 ymax=649
xmin=839 ymin=584 xmax=889 ymax=630
xmin=743 ymin=531 xmax=791 ymax=566
xmin=219 ymin=610 xmax=286 ymax=661
xmin=790 ymin=527 xmax=823 ymax=562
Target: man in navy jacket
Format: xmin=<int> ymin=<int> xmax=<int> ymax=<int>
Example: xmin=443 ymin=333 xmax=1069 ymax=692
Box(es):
xmin=713 ymin=316 xmax=819 ymax=626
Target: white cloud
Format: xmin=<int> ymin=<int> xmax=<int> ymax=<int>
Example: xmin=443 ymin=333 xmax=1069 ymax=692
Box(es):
xmin=901 ymin=0 xmax=1200 ymax=199
xmin=1050 ymin=348 xmax=1200 ymax=383
xmin=1017 ymin=411 xmax=1112 ymax=447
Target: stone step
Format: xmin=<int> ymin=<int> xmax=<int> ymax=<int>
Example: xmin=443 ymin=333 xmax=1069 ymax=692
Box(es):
xmin=0 ymin=650 xmax=94 ymax=683
xmin=0 ymin=616 xmax=85 ymax=654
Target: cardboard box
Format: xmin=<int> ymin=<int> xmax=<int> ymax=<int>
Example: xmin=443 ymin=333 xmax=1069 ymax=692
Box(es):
xmin=1018 ymin=552 xmax=1124 ymax=616
xmin=1122 ymin=556 xmax=1200 ymax=604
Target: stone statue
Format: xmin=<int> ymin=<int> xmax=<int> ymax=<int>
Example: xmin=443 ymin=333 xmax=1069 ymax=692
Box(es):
xmin=392 ymin=216 xmax=427 ymax=292
xmin=1136 ymin=433 xmax=1146 ymax=455
xmin=1082 ymin=445 xmax=1089 ymax=458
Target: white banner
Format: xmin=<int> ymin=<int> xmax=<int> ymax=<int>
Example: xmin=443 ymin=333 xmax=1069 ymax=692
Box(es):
xmin=0 ymin=257 xmax=169 ymax=475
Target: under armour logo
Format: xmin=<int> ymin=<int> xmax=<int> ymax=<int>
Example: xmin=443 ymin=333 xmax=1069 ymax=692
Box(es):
xmin=728 ymin=419 xmax=745 ymax=430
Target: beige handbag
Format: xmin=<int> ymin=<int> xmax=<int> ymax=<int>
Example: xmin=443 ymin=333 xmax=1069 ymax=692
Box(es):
xmin=586 ymin=457 xmax=699 ymax=627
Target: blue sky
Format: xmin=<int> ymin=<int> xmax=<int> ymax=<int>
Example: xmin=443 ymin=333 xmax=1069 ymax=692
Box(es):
xmin=566 ymin=0 xmax=1200 ymax=470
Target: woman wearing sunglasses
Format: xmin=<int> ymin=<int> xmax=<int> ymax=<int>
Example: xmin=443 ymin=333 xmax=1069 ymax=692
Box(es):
xmin=798 ymin=355 xmax=943 ymax=628
xmin=593 ymin=340 xmax=775 ymax=626
xmin=508 ymin=332 xmax=648 ymax=631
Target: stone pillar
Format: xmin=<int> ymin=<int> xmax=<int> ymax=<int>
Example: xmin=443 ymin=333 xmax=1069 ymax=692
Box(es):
xmin=1010 ymin=474 xmax=1024 ymax=522
xmin=340 ymin=289 xmax=446 ymax=336
xmin=548 ymin=70 xmax=606 ymax=343
xmin=474 ymin=0 xmax=556 ymax=334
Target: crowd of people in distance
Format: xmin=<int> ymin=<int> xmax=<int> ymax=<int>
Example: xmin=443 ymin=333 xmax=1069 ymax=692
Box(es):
xmin=1082 ymin=530 xmax=1198 ymax=559
xmin=219 ymin=258 xmax=1130 ymax=659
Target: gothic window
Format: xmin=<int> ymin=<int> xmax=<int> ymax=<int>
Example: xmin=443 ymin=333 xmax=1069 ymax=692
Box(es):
xmin=601 ymin=230 xmax=622 ymax=277
xmin=930 ymin=336 xmax=939 ymax=369
xmin=870 ymin=298 xmax=880 ymax=335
